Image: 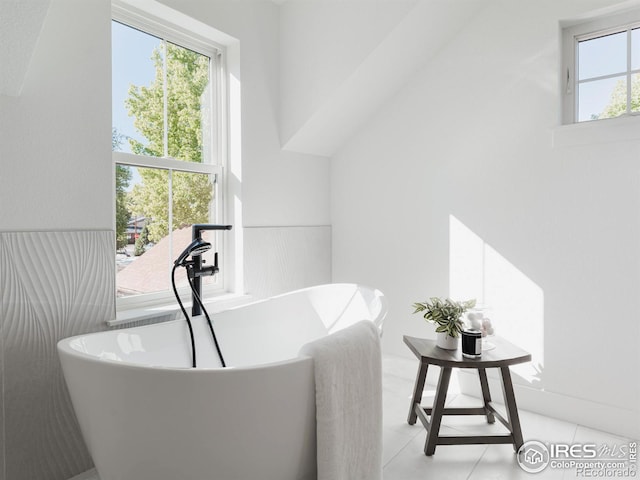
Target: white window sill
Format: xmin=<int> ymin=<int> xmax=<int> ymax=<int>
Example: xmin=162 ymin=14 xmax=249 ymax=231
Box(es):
xmin=553 ymin=115 xmax=640 ymax=148
xmin=109 ymin=292 xmax=253 ymax=328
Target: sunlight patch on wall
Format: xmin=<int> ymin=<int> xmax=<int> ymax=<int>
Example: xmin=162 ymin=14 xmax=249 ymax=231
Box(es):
xmin=449 ymin=215 xmax=544 ymax=385
xmin=228 ymin=47 xmax=243 ymax=294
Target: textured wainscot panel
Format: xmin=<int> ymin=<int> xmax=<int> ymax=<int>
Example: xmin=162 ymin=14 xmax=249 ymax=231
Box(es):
xmin=0 ymin=231 xmax=114 ymax=480
xmin=244 ymin=226 xmax=331 ymax=299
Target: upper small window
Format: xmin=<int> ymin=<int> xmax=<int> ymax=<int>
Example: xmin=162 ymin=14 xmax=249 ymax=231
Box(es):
xmin=563 ymin=11 xmax=640 ymax=123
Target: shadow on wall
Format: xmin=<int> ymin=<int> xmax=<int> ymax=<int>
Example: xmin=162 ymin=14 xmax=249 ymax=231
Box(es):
xmin=449 ymin=215 xmax=544 ymax=387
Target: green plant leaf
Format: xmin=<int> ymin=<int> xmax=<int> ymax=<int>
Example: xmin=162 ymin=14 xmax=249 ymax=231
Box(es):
xmin=412 ymin=296 xmax=476 ymax=336
xmin=412 ymin=303 xmax=426 ymax=313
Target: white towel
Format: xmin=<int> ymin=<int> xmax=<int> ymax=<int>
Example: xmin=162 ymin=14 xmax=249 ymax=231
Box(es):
xmin=299 ymin=320 xmax=383 ymax=480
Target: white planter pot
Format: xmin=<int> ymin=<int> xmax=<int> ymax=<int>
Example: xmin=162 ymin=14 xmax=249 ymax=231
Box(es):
xmin=436 ymin=331 xmax=459 ymax=350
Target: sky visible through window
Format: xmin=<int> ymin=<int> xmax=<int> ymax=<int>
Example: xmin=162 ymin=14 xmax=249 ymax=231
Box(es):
xmin=112 ymin=21 xmax=159 ymax=155
xmin=577 ymin=28 xmax=640 ymax=121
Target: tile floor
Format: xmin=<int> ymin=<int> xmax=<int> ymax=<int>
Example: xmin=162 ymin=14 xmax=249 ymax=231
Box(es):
xmin=72 ymin=354 xmax=635 ymax=480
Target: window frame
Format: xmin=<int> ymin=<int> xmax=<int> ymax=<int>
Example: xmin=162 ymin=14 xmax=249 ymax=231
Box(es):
xmin=562 ymin=9 xmax=640 ymax=124
xmin=112 ymin=3 xmax=232 ymax=313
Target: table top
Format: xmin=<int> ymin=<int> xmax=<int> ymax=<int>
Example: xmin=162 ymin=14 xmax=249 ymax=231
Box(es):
xmin=403 ymin=335 xmax=531 ymax=368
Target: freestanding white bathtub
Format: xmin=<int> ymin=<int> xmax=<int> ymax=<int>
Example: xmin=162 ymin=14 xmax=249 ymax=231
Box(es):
xmin=58 ymin=283 xmax=387 ymax=480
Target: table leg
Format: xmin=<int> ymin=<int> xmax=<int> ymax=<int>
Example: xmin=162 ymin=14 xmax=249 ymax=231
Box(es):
xmin=500 ymin=366 xmax=524 ymax=452
xmin=424 ymin=366 xmax=452 ymax=456
xmin=408 ymin=361 xmax=428 ymax=425
xmin=478 ymin=368 xmax=495 ymax=424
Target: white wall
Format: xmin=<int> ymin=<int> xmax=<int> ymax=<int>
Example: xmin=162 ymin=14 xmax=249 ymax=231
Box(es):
xmin=0 ymin=0 xmax=112 ymax=230
xmin=278 ymin=0 xmax=489 ymax=157
xmin=279 ymin=0 xmax=416 ymax=148
xmin=331 ymin=0 xmax=640 ymax=438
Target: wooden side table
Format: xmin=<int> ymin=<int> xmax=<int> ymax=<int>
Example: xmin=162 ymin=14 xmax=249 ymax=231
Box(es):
xmin=404 ymin=335 xmax=531 ymax=456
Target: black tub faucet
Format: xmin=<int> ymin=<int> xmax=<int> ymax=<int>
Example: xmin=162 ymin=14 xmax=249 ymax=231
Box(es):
xmin=190 ymin=224 xmax=232 ymax=316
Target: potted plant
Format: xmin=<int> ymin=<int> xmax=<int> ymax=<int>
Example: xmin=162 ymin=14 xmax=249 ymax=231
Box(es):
xmin=412 ymin=297 xmax=476 ymax=349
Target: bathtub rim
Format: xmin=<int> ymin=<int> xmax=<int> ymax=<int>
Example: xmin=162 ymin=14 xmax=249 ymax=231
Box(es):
xmin=57 ymin=283 xmax=387 ymax=373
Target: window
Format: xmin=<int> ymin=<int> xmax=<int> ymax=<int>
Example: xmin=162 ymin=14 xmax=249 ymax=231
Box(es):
xmin=563 ymin=10 xmax=640 ymax=123
xmin=112 ymin=6 xmax=227 ymax=309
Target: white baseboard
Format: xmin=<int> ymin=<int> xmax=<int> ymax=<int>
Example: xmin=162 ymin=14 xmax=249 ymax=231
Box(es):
xmin=457 ymin=369 xmax=639 ymax=440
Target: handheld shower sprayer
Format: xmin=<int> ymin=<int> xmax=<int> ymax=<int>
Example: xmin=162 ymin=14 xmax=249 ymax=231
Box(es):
xmin=172 ymin=239 xmax=211 ymax=368
xmin=172 ymin=225 xmax=232 ymax=368
xmin=174 ymin=238 xmax=212 ymax=267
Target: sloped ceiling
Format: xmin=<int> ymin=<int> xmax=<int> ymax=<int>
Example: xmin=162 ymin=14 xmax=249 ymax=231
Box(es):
xmin=280 ymin=0 xmax=488 ymax=157
xmin=0 ymin=0 xmax=51 ymax=96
